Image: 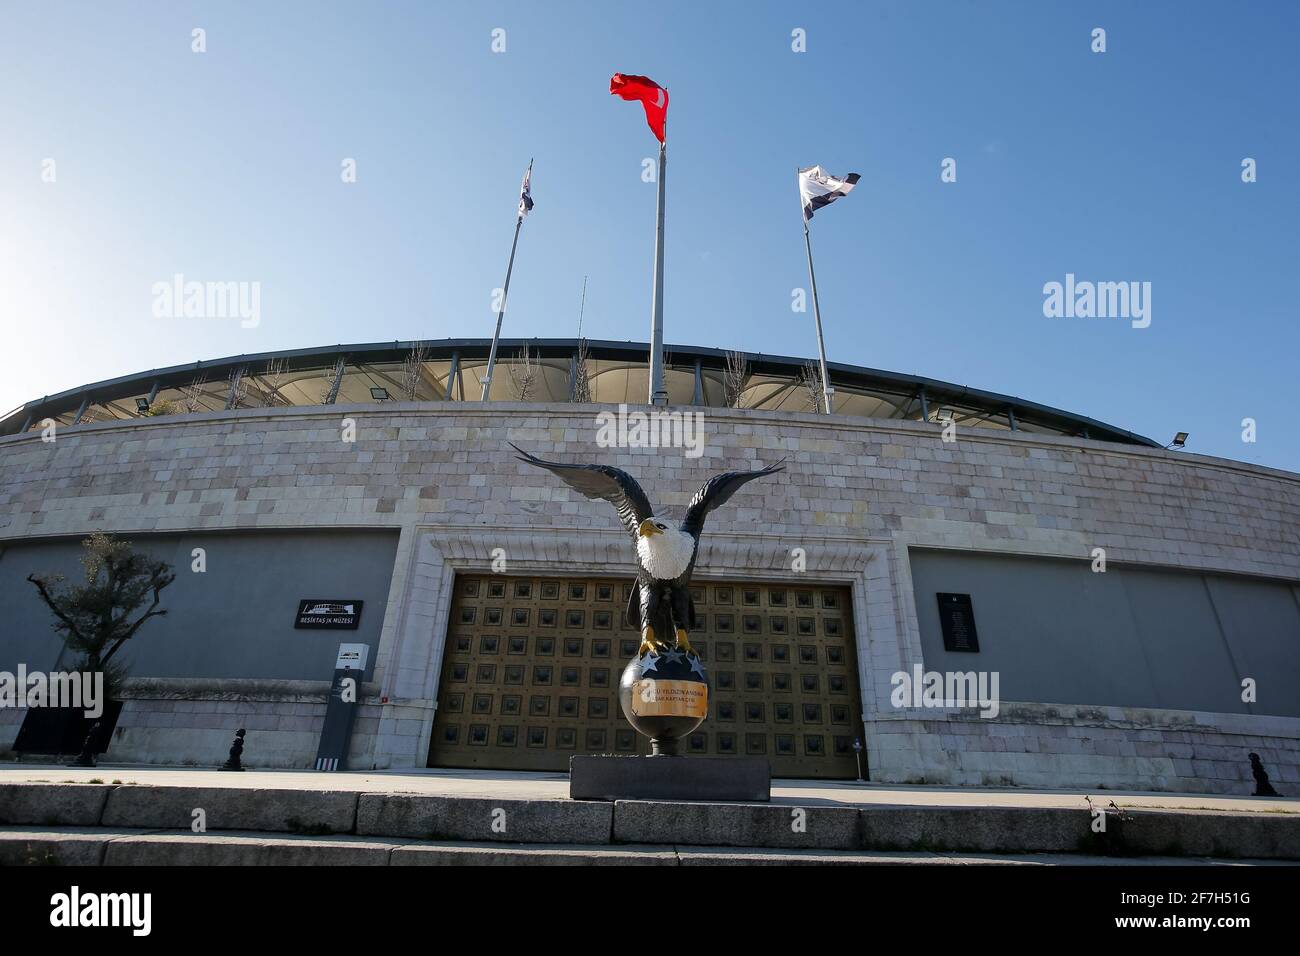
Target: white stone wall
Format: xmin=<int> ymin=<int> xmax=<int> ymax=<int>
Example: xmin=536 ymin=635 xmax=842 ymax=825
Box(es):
xmin=867 ymin=708 xmax=1300 ymax=795
xmin=1 ymin=401 xmax=1297 ymax=792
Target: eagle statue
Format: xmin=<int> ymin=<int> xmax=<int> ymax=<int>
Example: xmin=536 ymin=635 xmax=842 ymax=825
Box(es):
xmin=510 ymin=444 xmax=784 ymax=659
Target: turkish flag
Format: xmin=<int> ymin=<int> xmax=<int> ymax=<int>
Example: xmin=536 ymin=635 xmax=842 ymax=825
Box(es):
xmin=610 ymin=73 xmax=668 ymax=143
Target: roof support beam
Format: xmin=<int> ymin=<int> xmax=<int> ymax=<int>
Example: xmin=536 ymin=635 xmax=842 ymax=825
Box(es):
xmin=225 ymin=366 xmax=247 ymax=410
xmin=322 ymin=356 xmax=346 ymax=405
xmin=445 ymin=352 xmax=460 ymax=401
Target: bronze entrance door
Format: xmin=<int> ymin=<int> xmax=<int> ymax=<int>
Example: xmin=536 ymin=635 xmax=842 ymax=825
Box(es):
xmin=428 ymin=575 xmax=864 ymax=778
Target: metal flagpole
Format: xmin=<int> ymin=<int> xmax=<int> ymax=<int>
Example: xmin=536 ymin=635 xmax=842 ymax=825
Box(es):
xmin=800 ymin=170 xmax=834 ymax=414
xmin=481 ymin=159 xmax=531 ymax=401
xmin=648 ymin=128 xmax=668 ymax=406
xmin=577 ymin=275 xmax=588 ymax=338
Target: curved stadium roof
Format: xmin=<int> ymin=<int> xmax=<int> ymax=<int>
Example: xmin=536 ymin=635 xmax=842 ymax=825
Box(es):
xmin=0 ymin=338 xmax=1158 ymax=447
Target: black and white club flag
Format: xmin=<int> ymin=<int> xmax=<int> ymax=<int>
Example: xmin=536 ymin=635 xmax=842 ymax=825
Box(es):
xmin=518 ymin=162 xmax=534 ymax=218
xmin=798 ymin=165 xmax=859 ymax=221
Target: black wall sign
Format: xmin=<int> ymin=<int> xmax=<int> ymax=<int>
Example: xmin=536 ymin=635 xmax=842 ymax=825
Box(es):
xmin=295 ymin=599 xmax=363 ymax=630
xmin=937 ymin=593 xmax=979 ymax=652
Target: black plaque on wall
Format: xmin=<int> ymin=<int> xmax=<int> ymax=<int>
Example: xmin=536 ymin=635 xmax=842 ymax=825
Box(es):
xmin=295 ymin=599 xmax=363 ymax=630
xmin=936 ymin=593 xmax=979 ymax=652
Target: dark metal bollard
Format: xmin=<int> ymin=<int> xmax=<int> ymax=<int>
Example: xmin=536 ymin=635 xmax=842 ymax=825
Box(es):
xmin=1249 ymin=752 xmax=1279 ymax=797
xmin=220 ymin=728 xmax=247 ymax=772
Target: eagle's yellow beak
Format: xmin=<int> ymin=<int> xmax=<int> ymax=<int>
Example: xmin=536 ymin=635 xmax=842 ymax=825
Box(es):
xmin=638 ymin=519 xmax=662 ymax=537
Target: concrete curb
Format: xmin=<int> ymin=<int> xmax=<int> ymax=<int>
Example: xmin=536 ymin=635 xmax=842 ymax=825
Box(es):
xmin=0 ymin=783 xmax=109 ymax=826
xmin=672 ymin=845 xmax=1030 ymax=866
xmin=860 ymin=806 xmax=1090 ymax=854
xmin=0 ymin=828 xmax=112 ymax=866
xmin=614 ymin=799 xmax=861 ymax=850
xmin=2 ymin=782 xmax=1297 ymax=860
xmin=101 ymin=786 xmax=358 ymax=834
xmin=391 ymin=842 xmax=678 ymax=865
xmin=356 ymin=793 xmax=612 ymax=844
xmin=2 ymin=827 xmax=1289 ymax=867
xmin=1114 ymin=809 xmax=1300 ymax=860
xmin=102 ymin=831 xmax=395 ymax=866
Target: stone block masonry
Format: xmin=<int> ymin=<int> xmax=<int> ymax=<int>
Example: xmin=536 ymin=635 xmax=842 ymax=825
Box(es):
xmin=1 ymin=401 xmax=1297 ymax=792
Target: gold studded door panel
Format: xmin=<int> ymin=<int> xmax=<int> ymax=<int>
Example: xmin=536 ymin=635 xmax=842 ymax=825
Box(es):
xmin=428 ymin=575 xmax=864 ymax=778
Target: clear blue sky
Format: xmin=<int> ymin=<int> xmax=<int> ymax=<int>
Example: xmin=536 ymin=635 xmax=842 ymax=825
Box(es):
xmin=2 ymin=1 xmax=1296 ymax=471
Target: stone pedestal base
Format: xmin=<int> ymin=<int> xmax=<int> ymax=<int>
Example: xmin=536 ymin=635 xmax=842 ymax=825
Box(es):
xmin=569 ymin=755 xmax=770 ymax=802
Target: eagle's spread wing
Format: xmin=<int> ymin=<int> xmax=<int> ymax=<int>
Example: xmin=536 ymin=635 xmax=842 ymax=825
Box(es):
xmin=680 ymin=460 xmax=785 ymax=540
xmin=509 ymin=443 xmax=654 ymax=539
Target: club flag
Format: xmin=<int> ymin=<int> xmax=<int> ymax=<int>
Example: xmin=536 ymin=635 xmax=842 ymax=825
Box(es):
xmin=798 ymin=165 xmax=860 ymax=221
xmin=518 ymin=164 xmax=534 ymax=218
xmin=610 ymin=73 xmax=668 ymax=143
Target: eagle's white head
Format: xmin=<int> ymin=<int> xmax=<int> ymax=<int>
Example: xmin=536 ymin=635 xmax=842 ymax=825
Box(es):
xmin=636 ymin=517 xmax=696 ymax=581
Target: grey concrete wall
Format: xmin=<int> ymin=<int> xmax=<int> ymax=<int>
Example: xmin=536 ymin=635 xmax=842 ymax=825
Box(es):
xmin=909 ymin=549 xmax=1300 ymax=717
xmin=0 ymin=401 xmax=1297 ymax=790
xmin=0 ymin=530 xmax=397 ymax=682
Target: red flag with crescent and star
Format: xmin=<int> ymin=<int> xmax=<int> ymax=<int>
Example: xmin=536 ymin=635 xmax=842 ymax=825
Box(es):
xmin=610 ymin=73 xmax=668 ymax=143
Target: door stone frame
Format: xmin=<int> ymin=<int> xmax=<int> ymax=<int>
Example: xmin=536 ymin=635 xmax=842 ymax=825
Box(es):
xmin=372 ymin=523 xmax=893 ymax=769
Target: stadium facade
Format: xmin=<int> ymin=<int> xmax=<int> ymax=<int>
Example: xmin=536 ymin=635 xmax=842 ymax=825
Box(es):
xmin=1 ymin=338 xmax=1297 ymax=794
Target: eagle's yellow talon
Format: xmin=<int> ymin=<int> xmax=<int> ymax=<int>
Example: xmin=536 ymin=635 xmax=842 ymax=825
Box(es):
xmin=675 ymin=628 xmax=695 ymax=657
xmin=639 ymin=626 xmax=660 ymax=656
